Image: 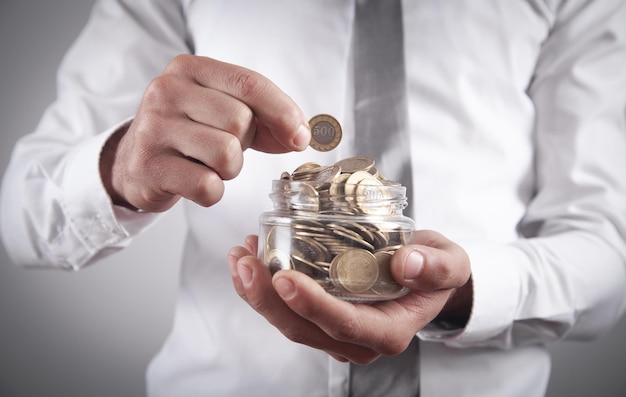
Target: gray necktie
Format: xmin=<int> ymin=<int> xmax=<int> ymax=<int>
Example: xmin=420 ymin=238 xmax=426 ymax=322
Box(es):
xmin=353 ymin=0 xmax=413 ymax=216
xmin=350 ymin=0 xmax=419 ymax=396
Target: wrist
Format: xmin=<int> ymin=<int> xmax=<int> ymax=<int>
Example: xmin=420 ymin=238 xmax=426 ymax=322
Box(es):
xmin=435 ymin=275 xmax=473 ymax=329
xmin=99 ymin=123 xmax=136 ymax=210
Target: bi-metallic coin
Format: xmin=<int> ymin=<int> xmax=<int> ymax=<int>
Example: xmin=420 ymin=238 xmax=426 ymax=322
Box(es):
xmin=309 ymin=114 xmax=342 ymax=152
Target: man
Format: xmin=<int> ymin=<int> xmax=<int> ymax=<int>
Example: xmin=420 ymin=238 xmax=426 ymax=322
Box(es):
xmin=2 ymin=1 xmax=625 ymax=396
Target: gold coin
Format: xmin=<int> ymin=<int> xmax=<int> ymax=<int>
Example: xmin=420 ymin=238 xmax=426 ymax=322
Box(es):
xmin=309 ymin=114 xmax=342 ymax=152
xmin=364 ymin=226 xmax=389 ymax=249
xmin=355 ymin=178 xmax=390 ymax=215
xmin=271 ymin=156 xmax=412 ymax=300
xmin=292 ymin=162 xmax=321 ymax=174
xmin=292 ymin=219 xmax=326 ymax=229
xmin=332 ymin=221 xmax=376 ymax=246
xmin=265 ymin=226 xmax=278 ymax=251
xmin=344 ymin=171 xmax=375 ymax=198
xmin=330 ymin=249 xmax=379 ymax=293
xmin=329 ymin=173 xmax=350 ymax=197
xmin=330 ymin=226 xmax=376 ymax=251
xmin=334 ymin=156 xmax=375 ymax=173
xmin=371 ymin=251 xmax=404 ymax=294
xmin=292 ymin=166 xmax=325 ymax=181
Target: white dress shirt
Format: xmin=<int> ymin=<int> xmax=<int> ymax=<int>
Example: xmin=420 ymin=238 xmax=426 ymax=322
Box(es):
xmin=2 ymin=0 xmax=626 ymax=396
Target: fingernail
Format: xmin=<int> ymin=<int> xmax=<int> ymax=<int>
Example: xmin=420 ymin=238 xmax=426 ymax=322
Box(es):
xmin=403 ymin=250 xmax=424 ymax=280
xmin=292 ymin=124 xmax=311 ymax=150
xmin=237 ymin=263 xmax=253 ymax=287
xmin=274 ymin=276 xmax=296 ymax=300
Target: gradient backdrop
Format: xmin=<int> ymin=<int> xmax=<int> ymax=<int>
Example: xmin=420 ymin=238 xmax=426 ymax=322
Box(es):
xmin=1 ymin=1 xmax=625 ymax=396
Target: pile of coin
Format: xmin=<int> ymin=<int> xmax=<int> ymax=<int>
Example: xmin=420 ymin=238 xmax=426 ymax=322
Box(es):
xmin=278 ymin=156 xmax=403 ymax=216
xmin=262 ymin=156 xmax=412 ymax=300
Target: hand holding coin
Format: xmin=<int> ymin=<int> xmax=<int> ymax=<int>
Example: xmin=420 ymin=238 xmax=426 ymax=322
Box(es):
xmin=228 ymin=230 xmax=472 ymax=364
xmin=100 ymin=55 xmax=311 ymax=212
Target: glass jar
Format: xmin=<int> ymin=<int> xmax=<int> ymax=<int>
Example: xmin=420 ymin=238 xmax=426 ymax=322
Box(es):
xmin=259 ymin=171 xmax=414 ymax=302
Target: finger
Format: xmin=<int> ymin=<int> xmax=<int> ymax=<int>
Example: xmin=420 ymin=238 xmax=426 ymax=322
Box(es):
xmin=133 ymin=85 xmax=247 ymax=181
xmin=164 ymin=119 xmax=245 ymax=181
xmin=165 ymin=55 xmax=311 ymax=152
xmin=234 ymin=256 xmax=378 ymax=363
xmin=392 ymin=233 xmax=471 ymax=291
xmin=177 ymin=84 xmax=257 ymax=150
xmin=231 ymin=239 xmax=379 ymax=362
xmin=272 ymin=270 xmax=417 ymax=357
xmin=118 ymin=136 xmax=225 ymax=212
xmin=411 ymin=229 xmax=457 ymax=250
xmin=243 ymin=235 xmax=259 ymax=256
xmin=250 ymin=120 xmax=306 ymax=154
xmin=150 ymin=155 xmax=225 ymax=209
xmin=228 ymin=245 xmax=252 ymax=301
xmin=141 ymin=73 xmax=257 ymax=150
xmin=326 ymin=351 xmax=350 ymax=363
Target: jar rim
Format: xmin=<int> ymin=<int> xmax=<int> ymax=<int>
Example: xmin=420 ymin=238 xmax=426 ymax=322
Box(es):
xmin=269 ymin=179 xmax=408 ymax=216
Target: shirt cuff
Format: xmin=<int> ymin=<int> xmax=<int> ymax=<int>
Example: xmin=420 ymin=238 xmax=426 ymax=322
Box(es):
xmin=62 ymin=118 xmax=159 ymax=266
xmin=419 ymin=241 xmax=527 ymax=348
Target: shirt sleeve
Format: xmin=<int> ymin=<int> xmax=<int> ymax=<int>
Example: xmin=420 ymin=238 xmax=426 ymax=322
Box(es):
xmin=420 ymin=0 xmax=626 ymax=348
xmin=0 ymin=0 xmax=191 ymax=270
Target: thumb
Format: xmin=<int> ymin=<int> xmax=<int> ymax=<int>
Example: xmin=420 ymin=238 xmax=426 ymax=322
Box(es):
xmin=391 ymin=244 xmax=470 ymax=291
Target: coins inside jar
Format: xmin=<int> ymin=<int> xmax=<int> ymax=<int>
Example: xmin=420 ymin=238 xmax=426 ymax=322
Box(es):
xmin=262 ymin=156 xmax=411 ymax=300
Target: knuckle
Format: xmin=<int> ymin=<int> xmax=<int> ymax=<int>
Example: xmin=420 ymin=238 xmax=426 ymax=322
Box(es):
xmin=127 ymin=128 xmax=169 ymax=173
xmin=231 ymin=279 xmax=248 ymax=301
xmin=227 ymin=105 xmax=255 ymax=138
xmin=414 ymin=229 xmax=442 ymax=246
xmin=418 ymin=256 xmax=453 ymax=291
xmin=437 ymin=260 xmax=455 ymax=284
xmin=230 ymin=69 xmax=267 ymax=100
xmin=327 ymin=316 xmax=359 ymax=343
xmin=192 ymin=172 xmax=225 ymax=207
xmin=457 ymin=250 xmax=472 ymax=282
xmin=281 ymin=327 xmax=309 ymax=345
xmin=275 ymin=107 xmax=302 ymax=129
xmin=132 ymin=115 xmax=161 ymax=143
xmin=213 ymin=135 xmax=244 ymax=180
xmin=136 ymin=189 xmax=167 ymax=212
xmin=378 ymin=337 xmax=408 ymax=357
xmin=350 ymin=352 xmax=381 ymax=366
xmin=143 ymin=75 xmax=180 ymax=108
xmin=245 ymin=290 xmax=267 ymax=312
xmin=234 ymin=289 xmax=248 ymax=303
xmin=164 ymin=54 xmax=194 ymax=75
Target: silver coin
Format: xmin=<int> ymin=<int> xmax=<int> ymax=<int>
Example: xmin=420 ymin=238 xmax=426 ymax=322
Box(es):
xmin=266 ymin=249 xmax=293 ymax=273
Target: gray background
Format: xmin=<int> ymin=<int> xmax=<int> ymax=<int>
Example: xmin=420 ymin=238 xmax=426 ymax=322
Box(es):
xmin=0 ymin=1 xmax=625 ymax=396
